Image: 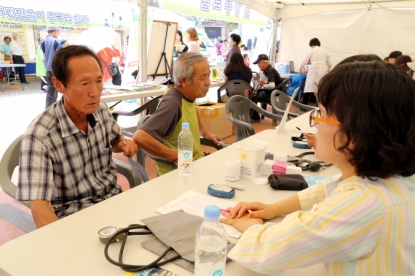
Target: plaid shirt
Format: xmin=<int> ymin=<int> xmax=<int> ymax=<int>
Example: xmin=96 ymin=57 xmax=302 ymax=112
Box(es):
xmin=17 ymin=100 xmax=122 ymax=217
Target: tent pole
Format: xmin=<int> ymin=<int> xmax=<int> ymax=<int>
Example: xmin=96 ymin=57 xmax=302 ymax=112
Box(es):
xmin=138 ymin=0 xmax=148 ymax=84
xmin=269 ymin=9 xmax=279 ymax=67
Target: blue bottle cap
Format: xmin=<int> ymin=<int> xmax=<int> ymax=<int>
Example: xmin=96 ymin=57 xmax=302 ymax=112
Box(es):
xmin=182 ymin=122 xmax=190 ymax=130
xmin=204 ymin=205 xmax=220 ymax=222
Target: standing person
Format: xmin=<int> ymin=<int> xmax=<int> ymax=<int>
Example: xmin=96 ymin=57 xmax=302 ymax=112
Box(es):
xmin=186 ymin=27 xmax=200 ymax=53
xmin=16 ymin=45 xmax=137 ymax=228
xmin=36 ymin=38 xmax=47 ymax=91
xmin=216 ymin=39 xmax=223 ymax=56
xmin=299 ymin=38 xmax=331 ymax=105
xmin=174 ymin=30 xmax=188 ymax=57
xmin=1 ymin=36 xmax=11 ymax=61
xmin=225 ymin=33 xmax=241 ymax=65
xmin=220 ymin=40 xmax=229 ymax=61
xmin=221 ymin=60 xmax=415 ymax=275
xmin=97 ymin=46 xmax=121 ymax=85
xmin=41 ymin=24 xmax=61 ymax=108
xmin=9 ymin=32 xmax=29 ymax=84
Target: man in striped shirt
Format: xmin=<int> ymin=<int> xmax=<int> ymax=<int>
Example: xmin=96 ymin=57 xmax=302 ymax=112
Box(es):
xmin=221 ymin=60 xmax=415 ymax=275
xmin=17 ymin=45 xmax=138 ymax=228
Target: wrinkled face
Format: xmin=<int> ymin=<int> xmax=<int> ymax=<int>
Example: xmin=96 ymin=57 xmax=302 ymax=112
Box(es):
xmin=181 ymin=59 xmax=211 ymax=100
xmin=258 ymin=60 xmax=268 ymax=71
xmin=314 ymin=106 xmax=346 ymax=165
xmin=55 ymin=55 xmax=103 ymax=115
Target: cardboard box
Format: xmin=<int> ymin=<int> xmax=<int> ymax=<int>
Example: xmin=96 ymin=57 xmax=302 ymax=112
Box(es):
xmin=197 ymin=103 xmax=232 ymax=139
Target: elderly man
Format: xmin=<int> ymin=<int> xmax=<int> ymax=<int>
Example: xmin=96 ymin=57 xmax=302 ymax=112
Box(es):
xmin=252 ymin=54 xmax=282 ymax=121
xmin=133 ymin=52 xmax=221 ymax=176
xmin=9 ymin=32 xmax=29 ymax=84
xmin=41 ymin=24 xmax=61 ymax=108
xmin=17 ymin=45 xmax=137 ymax=228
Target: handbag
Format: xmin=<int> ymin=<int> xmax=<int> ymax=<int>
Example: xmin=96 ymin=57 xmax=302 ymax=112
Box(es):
xmin=98 ymin=56 xmax=117 ymax=76
xmin=268 ymin=174 xmax=308 ymax=190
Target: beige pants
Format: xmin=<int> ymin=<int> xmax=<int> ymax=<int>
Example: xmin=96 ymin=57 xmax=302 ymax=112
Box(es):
xmin=4 ymin=55 xmax=11 ymax=61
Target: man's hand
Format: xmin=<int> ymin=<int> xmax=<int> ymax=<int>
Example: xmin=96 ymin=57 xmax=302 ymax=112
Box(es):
xmin=121 ymin=138 xmax=138 ymax=157
xmin=220 ymin=211 xmax=263 ymax=233
xmin=303 ymin=133 xmax=316 ymax=147
xmin=226 ymin=202 xmax=279 ymax=220
xmin=203 ymin=131 xmax=222 ymax=146
xmin=258 ymin=80 xmax=265 ymax=87
xmin=30 ymin=200 xmax=59 ymax=228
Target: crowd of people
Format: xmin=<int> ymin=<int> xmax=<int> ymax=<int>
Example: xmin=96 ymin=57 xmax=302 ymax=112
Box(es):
xmin=1 ymin=23 xmax=413 ymax=275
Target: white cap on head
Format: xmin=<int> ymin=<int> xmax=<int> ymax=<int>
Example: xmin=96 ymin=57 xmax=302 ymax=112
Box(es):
xmin=46 ymin=24 xmax=60 ymax=32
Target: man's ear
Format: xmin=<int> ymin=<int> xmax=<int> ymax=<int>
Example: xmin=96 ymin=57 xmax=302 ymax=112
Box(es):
xmin=179 ymin=76 xmax=187 ymax=88
xmin=52 ymin=77 xmax=65 ymax=95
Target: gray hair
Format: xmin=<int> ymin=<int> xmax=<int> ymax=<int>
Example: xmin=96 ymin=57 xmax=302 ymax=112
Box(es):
xmin=173 ymin=52 xmax=207 ymax=87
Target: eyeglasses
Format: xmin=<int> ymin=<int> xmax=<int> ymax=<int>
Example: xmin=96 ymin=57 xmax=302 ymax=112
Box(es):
xmin=309 ymin=109 xmax=341 ymax=127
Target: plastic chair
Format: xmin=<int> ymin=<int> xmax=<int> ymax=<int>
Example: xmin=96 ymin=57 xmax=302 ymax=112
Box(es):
xmin=112 ymin=95 xmax=162 ymax=138
xmin=217 ymin=80 xmax=254 ymax=103
xmin=136 ymin=115 xmax=227 ymax=174
xmin=225 ymin=95 xmax=284 ymax=141
xmin=270 ymin=89 xmax=316 ymax=120
xmin=0 ymin=135 xmax=141 ymax=208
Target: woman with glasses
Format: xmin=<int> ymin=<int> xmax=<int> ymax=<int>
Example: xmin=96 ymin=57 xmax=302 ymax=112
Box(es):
xmin=221 ymin=60 xmax=415 ymax=275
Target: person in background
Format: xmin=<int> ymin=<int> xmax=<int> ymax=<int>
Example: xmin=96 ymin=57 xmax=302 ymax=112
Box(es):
xmin=17 ymin=45 xmax=137 ymax=228
xmin=221 ymin=60 xmax=415 ymax=275
xmin=407 ymin=61 xmax=415 ymax=79
xmin=216 ymin=39 xmax=223 ymax=56
xmin=174 ymin=30 xmax=188 ymax=57
xmin=388 ymin=50 xmax=402 ymax=64
xmin=133 ymin=52 xmax=221 ymax=176
xmin=220 ymin=40 xmax=229 ymax=60
xmin=395 ymin=55 xmax=413 ymax=76
xmin=186 ymin=27 xmax=200 ymax=53
xmin=97 ymin=46 xmax=121 ymax=85
xmin=41 ymin=24 xmax=61 ymax=108
xmin=240 ymin=44 xmax=248 ymax=56
xmin=36 ymin=38 xmax=47 ymax=91
xmin=299 ymin=38 xmax=331 ymax=105
xmin=10 ymin=32 xmax=29 ymax=85
xmin=243 ymin=53 xmax=250 ymax=67
xmin=226 ymin=34 xmax=241 ymax=65
xmin=224 ymin=52 xmax=252 ymax=84
xmin=1 ymin=36 xmax=11 ymax=61
xmin=58 ymin=40 xmax=69 ymax=49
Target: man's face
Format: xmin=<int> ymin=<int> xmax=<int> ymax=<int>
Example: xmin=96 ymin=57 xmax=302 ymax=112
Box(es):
xmin=258 ymin=60 xmax=268 ymax=71
xmin=54 ymin=55 xmax=103 ymax=115
xmin=181 ymin=59 xmax=211 ymax=100
xmin=4 ymin=38 xmax=10 ymax=44
xmin=53 ymin=30 xmax=60 ymax=37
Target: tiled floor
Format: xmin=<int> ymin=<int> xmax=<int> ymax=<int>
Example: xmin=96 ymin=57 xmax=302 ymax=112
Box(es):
xmin=0 ymin=76 xmax=309 ymax=246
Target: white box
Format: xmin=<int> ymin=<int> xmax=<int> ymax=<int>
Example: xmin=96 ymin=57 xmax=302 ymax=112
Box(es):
xmin=262 ymin=159 xmax=274 ymax=176
xmin=233 ymin=141 xmax=267 ymax=180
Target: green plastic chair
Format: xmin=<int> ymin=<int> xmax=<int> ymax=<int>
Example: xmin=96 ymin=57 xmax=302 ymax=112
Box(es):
xmin=225 ymin=95 xmax=284 ymax=141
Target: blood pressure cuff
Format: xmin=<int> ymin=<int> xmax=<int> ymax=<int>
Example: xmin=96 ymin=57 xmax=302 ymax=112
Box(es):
xmin=268 ymin=174 xmax=308 ymax=190
xmin=141 ymin=210 xmax=234 ymax=272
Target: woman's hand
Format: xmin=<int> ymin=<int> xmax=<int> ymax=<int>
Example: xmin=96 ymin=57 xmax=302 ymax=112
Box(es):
xmin=303 ymin=133 xmax=316 ymax=147
xmin=220 ymin=211 xmax=263 ymax=233
xmin=225 ymin=202 xmax=279 ymax=220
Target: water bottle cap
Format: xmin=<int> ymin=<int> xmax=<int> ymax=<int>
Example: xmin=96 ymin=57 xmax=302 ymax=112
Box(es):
xmin=204 ymin=205 xmax=220 ymax=222
xmin=182 ymin=122 xmax=190 ymax=130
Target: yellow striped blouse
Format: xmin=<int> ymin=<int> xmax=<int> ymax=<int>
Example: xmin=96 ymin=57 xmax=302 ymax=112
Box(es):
xmin=228 ymin=174 xmax=415 ymax=275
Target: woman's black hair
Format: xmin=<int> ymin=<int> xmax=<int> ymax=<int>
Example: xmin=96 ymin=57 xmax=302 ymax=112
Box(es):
xmin=3 ymin=36 xmax=11 ymax=42
xmin=176 ymin=30 xmax=184 ymax=44
xmin=309 ymin=38 xmax=320 ymax=47
xmin=317 ymin=60 xmax=415 ymax=179
xmin=337 ymin=54 xmax=382 ymax=66
xmin=224 ymin=52 xmax=249 ymax=75
xmin=230 ymin=33 xmax=241 ymax=45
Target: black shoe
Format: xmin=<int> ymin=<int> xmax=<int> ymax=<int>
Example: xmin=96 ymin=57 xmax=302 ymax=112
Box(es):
xmin=251 ymin=118 xmax=260 ymax=122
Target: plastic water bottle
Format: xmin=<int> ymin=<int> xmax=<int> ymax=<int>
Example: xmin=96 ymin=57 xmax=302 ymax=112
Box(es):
xmin=273 ymin=151 xmax=288 ymax=175
xmin=178 ymin=122 xmax=193 ymax=175
xmin=195 ymin=205 xmax=227 ymax=276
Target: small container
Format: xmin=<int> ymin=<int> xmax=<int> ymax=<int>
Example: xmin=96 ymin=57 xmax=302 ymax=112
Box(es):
xmin=225 ymin=159 xmax=241 ymax=182
xmin=273 ymin=152 xmax=288 ymax=175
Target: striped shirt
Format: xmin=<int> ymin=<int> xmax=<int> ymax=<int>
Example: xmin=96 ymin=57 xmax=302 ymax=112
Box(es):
xmin=17 ymin=100 xmax=122 ymax=217
xmin=228 ymin=174 xmax=415 ymax=275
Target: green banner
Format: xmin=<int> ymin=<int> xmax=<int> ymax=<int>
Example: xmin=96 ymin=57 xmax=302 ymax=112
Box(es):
xmin=158 ymin=0 xmax=269 ymax=26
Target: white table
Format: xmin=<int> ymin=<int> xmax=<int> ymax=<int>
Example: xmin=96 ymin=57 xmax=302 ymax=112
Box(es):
xmin=0 ymin=114 xmax=333 ymax=276
xmin=0 ymin=63 xmax=26 ymax=92
xmin=100 ymin=86 xmax=167 ymax=103
xmin=210 ymin=79 xmax=225 ymax=88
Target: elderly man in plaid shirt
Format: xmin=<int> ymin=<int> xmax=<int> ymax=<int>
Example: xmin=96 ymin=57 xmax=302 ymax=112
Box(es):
xmin=16 ymin=45 xmax=138 ymax=228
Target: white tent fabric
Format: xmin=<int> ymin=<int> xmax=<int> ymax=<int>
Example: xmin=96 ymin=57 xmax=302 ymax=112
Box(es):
xmin=279 ymin=8 xmax=415 ymax=70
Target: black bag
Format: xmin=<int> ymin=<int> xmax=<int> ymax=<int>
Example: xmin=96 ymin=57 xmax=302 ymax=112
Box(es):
xmin=268 ymin=174 xmax=308 ymax=191
xmin=98 ymin=56 xmax=117 ymax=76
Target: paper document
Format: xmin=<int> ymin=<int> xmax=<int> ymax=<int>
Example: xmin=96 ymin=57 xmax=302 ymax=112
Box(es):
xmin=156 ymin=190 xmax=242 ymax=238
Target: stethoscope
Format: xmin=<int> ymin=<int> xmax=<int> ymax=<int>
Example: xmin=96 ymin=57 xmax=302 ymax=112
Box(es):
xmin=288 ymin=151 xmax=333 ymax=172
